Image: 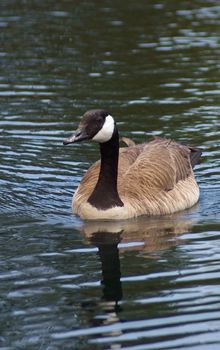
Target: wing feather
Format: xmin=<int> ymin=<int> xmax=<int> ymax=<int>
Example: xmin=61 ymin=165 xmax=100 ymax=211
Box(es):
xmin=118 ymin=138 xmax=193 ymax=199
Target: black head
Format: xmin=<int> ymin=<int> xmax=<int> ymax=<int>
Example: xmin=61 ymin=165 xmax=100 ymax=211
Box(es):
xmin=63 ymin=109 xmax=116 ymax=145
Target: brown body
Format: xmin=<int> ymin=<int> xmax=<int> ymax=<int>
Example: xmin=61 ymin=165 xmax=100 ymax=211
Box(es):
xmin=73 ymin=138 xmax=200 ymax=220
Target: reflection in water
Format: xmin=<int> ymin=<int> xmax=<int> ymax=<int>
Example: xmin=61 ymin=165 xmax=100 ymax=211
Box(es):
xmin=93 ymin=232 xmax=122 ymax=303
xmin=81 ymin=231 xmax=123 ymax=334
xmin=79 ymin=214 xmax=196 ymax=343
xmin=82 ymin=213 xmax=196 ymax=254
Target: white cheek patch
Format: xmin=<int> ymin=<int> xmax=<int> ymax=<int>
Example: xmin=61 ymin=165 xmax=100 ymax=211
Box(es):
xmin=92 ymin=115 xmax=115 ymax=143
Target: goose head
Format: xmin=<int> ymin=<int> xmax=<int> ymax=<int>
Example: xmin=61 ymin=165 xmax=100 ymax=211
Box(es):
xmin=63 ymin=109 xmax=116 ymax=145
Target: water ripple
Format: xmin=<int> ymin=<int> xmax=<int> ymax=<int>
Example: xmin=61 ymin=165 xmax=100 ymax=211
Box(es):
xmin=0 ymin=1 xmax=220 ymax=350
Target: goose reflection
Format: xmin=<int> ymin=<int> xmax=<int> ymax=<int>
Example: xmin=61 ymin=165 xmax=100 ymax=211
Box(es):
xmin=79 ymin=213 xmax=197 ymax=340
xmin=82 ymin=214 xmax=196 ymax=255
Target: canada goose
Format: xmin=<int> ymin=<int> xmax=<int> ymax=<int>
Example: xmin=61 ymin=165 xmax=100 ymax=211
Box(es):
xmin=63 ymin=109 xmax=202 ymax=220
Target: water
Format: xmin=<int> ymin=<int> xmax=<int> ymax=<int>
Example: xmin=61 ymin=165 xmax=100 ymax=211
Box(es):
xmin=0 ymin=0 xmax=220 ymax=349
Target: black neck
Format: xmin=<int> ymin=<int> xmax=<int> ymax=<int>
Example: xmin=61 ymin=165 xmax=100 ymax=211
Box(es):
xmin=88 ymin=128 xmax=124 ymax=210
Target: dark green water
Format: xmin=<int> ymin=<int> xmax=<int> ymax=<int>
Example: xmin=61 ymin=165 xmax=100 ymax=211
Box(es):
xmin=0 ymin=0 xmax=220 ymax=349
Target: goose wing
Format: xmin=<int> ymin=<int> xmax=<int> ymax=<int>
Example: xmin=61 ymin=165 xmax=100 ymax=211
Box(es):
xmin=118 ymin=138 xmax=193 ymax=197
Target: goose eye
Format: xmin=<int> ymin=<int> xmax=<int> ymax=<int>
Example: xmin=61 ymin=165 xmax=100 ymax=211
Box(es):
xmin=95 ymin=118 xmax=103 ymax=127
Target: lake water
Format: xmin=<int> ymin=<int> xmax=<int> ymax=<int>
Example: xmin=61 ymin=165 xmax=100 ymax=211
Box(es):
xmin=0 ymin=0 xmax=220 ymax=349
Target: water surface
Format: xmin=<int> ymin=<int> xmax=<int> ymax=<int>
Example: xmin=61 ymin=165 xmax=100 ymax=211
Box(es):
xmin=0 ymin=0 xmax=220 ymax=349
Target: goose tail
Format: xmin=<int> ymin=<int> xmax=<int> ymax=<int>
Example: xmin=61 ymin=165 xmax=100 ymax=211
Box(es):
xmin=189 ymin=147 xmax=202 ymax=168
